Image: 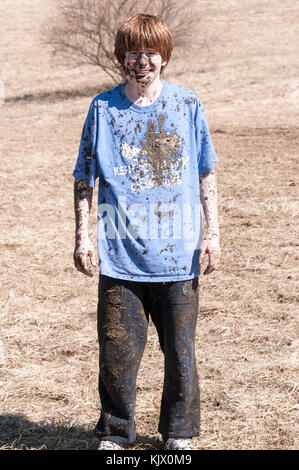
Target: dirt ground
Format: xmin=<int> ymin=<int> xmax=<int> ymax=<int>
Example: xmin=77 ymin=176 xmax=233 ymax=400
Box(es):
xmin=0 ymin=0 xmax=298 ymax=450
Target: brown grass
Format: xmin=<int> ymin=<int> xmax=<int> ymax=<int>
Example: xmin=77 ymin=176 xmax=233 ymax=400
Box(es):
xmin=0 ymin=0 xmax=298 ymax=450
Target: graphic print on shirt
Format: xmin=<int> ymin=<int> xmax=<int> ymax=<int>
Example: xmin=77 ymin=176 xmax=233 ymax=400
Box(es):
xmin=114 ymin=114 xmax=190 ymax=191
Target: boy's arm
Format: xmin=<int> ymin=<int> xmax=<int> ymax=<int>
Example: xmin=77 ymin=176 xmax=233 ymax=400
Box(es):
xmin=199 ymin=170 xmax=221 ymax=275
xmin=73 ymin=178 xmax=97 ymax=277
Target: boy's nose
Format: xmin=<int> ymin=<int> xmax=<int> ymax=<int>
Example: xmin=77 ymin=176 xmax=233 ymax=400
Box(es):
xmin=138 ymin=52 xmax=149 ymax=65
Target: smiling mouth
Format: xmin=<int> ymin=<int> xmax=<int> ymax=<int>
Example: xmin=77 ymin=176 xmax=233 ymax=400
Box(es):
xmin=135 ymin=69 xmax=151 ymax=75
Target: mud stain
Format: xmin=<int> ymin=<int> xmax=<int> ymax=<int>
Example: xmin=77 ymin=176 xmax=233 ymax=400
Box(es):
xmin=185 ymin=97 xmax=196 ymax=105
xmin=139 ymin=114 xmax=182 ymax=186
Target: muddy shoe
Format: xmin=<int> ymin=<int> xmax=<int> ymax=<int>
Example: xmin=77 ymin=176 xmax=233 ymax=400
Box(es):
xmin=98 ymin=436 xmax=127 ymax=450
xmin=164 ymin=438 xmax=198 ymax=450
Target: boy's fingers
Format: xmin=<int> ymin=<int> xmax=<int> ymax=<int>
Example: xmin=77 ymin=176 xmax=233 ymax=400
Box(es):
xmin=199 ymin=241 xmax=208 ymax=263
xmin=211 ymin=249 xmax=221 ymax=268
xmin=80 ymin=265 xmax=93 ymax=277
xmin=89 ymin=250 xmax=97 ymax=267
xmin=205 ymin=266 xmax=215 ymax=275
xmin=204 ymin=251 xmax=220 ymax=275
xmin=75 ymin=254 xmax=93 ymax=277
xmin=80 ymin=254 xmax=93 ymax=276
xmin=204 ymin=264 xmax=215 ymax=275
xmin=203 ymin=265 xmax=210 ymax=275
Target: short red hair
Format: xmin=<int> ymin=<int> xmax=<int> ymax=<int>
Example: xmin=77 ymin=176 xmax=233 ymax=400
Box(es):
xmin=114 ymin=14 xmax=173 ymax=74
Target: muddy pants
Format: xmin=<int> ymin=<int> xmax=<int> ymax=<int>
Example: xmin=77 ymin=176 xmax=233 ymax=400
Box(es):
xmin=94 ymin=275 xmax=200 ymax=443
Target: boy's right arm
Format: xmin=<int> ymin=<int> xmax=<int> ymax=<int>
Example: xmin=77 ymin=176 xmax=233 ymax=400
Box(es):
xmin=73 ymin=178 xmax=97 ymax=277
xmin=199 ymin=170 xmax=221 ymax=275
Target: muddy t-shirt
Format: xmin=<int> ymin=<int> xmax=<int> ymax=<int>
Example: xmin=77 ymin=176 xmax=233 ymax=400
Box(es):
xmin=73 ymin=79 xmax=218 ymax=281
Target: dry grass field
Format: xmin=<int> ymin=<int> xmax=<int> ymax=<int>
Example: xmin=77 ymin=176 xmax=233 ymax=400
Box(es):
xmin=0 ymin=0 xmax=298 ymax=450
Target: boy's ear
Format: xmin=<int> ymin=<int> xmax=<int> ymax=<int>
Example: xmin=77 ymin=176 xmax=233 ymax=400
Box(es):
xmin=162 ymin=60 xmax=167 ymax=67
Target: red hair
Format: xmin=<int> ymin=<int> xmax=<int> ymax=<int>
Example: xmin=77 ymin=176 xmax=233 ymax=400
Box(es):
xmin=114 ymin=14 xmax=173 ymax=74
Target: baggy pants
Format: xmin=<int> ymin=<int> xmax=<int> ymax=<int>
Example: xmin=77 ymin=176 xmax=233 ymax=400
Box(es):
xmin=94 ymin=275 xmax=200 ymax=443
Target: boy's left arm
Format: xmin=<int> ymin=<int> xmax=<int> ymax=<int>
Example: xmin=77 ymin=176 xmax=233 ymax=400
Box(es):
xmin=199 ymin=170 xmax=221 ymax=275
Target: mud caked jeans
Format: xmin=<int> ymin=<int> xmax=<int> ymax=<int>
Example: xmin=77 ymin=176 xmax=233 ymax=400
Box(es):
xmin=94 ymin=275 xmax=200 ymax=443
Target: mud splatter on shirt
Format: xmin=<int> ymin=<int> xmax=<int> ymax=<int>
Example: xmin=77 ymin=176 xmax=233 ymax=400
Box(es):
xmin=73 ymin=80 xmax=218 ymax=282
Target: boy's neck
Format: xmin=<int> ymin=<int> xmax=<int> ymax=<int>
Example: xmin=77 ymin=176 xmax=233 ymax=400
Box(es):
xmin=124 ymin=75 xmax=163 ymax=107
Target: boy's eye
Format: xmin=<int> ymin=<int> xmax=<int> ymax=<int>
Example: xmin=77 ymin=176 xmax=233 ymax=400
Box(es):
xmin=127 ymin=51 xmax=158 ymax=59
xmin=128 ymin=52 xmax=138 ymax=57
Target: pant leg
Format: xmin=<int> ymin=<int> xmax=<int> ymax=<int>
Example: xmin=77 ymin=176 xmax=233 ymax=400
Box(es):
xmin=149 ymin=278 xmax=200 ymax=440
xmin=95 ymin=275 xmax=148 ymax=443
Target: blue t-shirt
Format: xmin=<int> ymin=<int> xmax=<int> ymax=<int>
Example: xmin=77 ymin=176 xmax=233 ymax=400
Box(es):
xmin=73 ymin=79 xmax=218 ymax=281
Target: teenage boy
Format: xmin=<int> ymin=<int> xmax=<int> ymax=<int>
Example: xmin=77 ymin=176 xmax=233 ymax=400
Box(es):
xmin=73 ymin=14 xmax=221 ymax=450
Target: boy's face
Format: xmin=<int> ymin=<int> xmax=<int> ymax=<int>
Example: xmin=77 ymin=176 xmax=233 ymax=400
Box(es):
xmin=124 ymin=50 xmax=167 ymax=86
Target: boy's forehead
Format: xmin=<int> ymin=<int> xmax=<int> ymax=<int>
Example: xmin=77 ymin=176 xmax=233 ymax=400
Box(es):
xmin=124 ymin=39 xmax=161 ymax=54
xmin=126 ymin=49 xmax=160 ymax=54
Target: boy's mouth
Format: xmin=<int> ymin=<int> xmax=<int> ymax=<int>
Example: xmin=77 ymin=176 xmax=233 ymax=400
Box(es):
xmin=134 ymin=65 xmax=153 ymax=74
xmin=135 ymin=70 xmax=151 ymax=76
xmin=125 ymin=61 xmax=156 ymax=83
xmin=134 ymin=60 xmax=153 ymax=72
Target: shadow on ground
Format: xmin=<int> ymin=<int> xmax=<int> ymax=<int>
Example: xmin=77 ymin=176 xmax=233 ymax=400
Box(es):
xmin=5 ymin=82 xmax=114 ymax=104
xmin=0 ymin=414 xmax=163 ymax=450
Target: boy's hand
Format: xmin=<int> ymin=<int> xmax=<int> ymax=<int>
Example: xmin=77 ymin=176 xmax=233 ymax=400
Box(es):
xmin=74 ymin=236 xmax=97 ymax=277
xmin=199 ymin=234 xmax=221 ymax=275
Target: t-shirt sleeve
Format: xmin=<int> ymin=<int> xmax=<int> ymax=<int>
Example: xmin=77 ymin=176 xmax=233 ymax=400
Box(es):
xmin=195 ymin=99 xmax=218 ymax=174
xmin=72 ymin=100 xmax=99 ymax=187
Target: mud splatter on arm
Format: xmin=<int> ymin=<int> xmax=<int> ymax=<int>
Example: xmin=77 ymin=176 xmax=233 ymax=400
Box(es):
xmin=73 ymin=178 xmax=97 ymax=276
xmin=200 ymin=170 xmax=219 ymax=238
xmin=199 ymin=170 xmax=221 ymax=274
xmin=74 ymin=178 xmax=93 ymax=232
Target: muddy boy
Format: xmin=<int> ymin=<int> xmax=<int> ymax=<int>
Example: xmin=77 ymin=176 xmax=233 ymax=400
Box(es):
xmin=73 ymin=14 xmax=221 ymax=450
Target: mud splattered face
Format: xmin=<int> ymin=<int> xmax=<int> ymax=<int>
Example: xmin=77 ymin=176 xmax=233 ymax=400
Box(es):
xmin=124 ymin=50 xmax=166 ymax=86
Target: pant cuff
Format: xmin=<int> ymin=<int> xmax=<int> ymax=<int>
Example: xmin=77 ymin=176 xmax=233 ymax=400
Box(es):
xmin=94 ymin=412 xmax=136 ymax=444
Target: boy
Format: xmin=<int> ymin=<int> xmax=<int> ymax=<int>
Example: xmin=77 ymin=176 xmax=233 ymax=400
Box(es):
xmin=73 ymin=14 xmax=221 ymax=450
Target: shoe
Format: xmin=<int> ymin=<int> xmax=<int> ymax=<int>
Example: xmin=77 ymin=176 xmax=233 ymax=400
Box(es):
xmin=98 ymin=440 xmax=124 ymax=450
xmin=164 ymin=438 xmax=198 ymax=450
